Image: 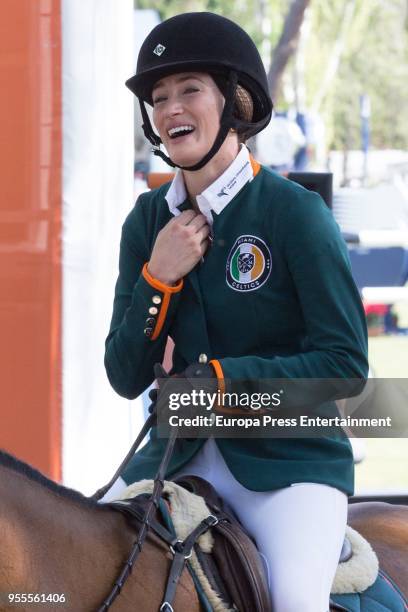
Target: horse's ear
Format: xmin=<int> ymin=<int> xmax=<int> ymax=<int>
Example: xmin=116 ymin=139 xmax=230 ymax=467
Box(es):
xmin=154 ymin=363 xmax=170 ymax=381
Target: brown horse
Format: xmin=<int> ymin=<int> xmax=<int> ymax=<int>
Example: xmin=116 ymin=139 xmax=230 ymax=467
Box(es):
xmin=0 ymin=449 xmax=407 ymax=611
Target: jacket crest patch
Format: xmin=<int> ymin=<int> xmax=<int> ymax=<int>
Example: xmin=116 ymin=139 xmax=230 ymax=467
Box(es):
xmin=226 ymin=235 xmax=272 ymax=292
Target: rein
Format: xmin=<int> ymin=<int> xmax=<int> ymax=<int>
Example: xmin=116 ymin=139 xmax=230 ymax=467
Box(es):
xmin=91 ymin=382 xmax=219 ymax=611
xmin=95 ymin=422 xmax=179 ymax=612
xmin=92 ymin=389 xmax=158 ymax=502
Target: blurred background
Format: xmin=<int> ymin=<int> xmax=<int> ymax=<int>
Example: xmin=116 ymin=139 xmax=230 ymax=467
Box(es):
xmin=0 ymin=0 xmax=407 ymax=496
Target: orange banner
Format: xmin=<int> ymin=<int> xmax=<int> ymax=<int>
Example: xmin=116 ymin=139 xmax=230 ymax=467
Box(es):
xmin=0 ymin=0 xmax=62 ymax=480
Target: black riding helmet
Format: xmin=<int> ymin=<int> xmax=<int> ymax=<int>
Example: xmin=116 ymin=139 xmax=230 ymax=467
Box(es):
xmin=126 ymin=12 xmax=273 ymax=171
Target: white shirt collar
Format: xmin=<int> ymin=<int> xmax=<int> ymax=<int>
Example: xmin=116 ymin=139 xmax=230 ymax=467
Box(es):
xmin=165 ymin=145 xmax=256 ymax=225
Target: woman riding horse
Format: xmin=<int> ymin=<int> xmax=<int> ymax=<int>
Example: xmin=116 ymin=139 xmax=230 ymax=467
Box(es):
xmin=103 ymin=12 xmax=369 ymax=611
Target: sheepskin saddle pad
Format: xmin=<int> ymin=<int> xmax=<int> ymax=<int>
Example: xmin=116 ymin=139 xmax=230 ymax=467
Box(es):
xmin=114 ymin=476 xmax=387 ymax=611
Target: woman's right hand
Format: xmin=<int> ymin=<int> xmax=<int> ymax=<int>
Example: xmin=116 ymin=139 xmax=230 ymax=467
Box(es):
xmin=147 ymin=210 xmax=210 ymax=285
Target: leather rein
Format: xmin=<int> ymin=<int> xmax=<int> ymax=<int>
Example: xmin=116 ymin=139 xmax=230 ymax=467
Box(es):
xmin=91 ymin=389 xmax=222 ymax=612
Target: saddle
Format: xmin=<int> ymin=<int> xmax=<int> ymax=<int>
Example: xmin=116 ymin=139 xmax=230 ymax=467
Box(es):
xmin=173 ymin=474 xmax=271 ymax=612
xmin=110 ymin=474 xmax=271 ymax=611
xmin=111 ymin=474 xmax=368 ymax=612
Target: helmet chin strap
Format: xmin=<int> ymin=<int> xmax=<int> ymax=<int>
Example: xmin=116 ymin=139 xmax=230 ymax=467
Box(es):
xmin=139 ymin=72 xmax=239 ymax=172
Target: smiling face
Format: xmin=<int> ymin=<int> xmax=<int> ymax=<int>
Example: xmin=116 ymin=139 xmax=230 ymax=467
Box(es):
xmin=151 ymin=72 xmax=229 ymax=168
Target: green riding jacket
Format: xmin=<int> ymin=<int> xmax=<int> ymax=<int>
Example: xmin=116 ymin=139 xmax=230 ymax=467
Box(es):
xmin=104 ymin=164 xmax=368 ymax=496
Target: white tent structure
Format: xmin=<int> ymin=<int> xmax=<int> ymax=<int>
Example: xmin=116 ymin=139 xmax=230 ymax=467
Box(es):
xmin=62 ymin=2 xmax=151 ymax=494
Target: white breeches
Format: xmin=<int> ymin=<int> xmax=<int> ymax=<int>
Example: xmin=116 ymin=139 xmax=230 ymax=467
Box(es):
xmin=100 ymin=437 xmax=348 ymax=612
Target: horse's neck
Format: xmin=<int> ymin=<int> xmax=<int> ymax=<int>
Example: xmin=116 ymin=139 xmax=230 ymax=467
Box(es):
xmin=0 ymin=466 xmax=201 ymax=611
xmin=0 ymin=465 xmax=132 ymax=604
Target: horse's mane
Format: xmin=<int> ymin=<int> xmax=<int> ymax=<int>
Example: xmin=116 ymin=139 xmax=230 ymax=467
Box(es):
xmin=0 ymin=449 xmax=103 ymax=510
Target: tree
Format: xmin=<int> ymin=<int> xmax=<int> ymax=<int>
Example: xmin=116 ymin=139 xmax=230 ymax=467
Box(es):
xmin=267 ymin=0 xmax=310 ymax=100
xmin=305 ymin=0 xmax=408 ymax=153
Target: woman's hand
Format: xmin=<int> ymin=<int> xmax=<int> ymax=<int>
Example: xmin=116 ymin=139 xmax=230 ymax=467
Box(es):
xmin=147 ymin=210 xmax=210 ymax=285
